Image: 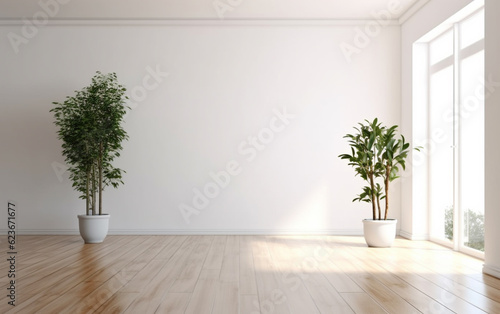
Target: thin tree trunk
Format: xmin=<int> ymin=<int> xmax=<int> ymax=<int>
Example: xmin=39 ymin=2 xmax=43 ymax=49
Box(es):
xmin=98 ymin=143 xmax=103 ymax=215
xmin=384 ymin=164 xmax=390 ymax=220
xmin=86 ymin=170 xmax=90 ymax=215
xmin=376 ymin=193 xmax=381 ymax=220
xmin=92 ymin=163 xmax=96 ymax=215
xmin=373 ymin=145 xmax=379 ymax=220
xmin=369 ymin=169 xmax=376 ymax=220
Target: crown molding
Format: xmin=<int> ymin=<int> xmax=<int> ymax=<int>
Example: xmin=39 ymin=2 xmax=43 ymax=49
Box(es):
xmin=398 ymin=0 xmax=430 ymax=24
xmin=0 ymin=18 xmax=401 ymax=27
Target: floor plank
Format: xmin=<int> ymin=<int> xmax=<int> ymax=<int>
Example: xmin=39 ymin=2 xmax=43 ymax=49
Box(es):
xmin=239 ymin=236 xmax=258 ymax=295
xmin=155 ymin=292 xmax=191 ymax=314
xmin=95 ymin=292 xmax=139 ymax=314
xmin=212 ymin=282 xmax=239 ymax=314
xmin=123 ymin=236 xmax=205 ymax=312
xmin=266 ymin=236 xmax=320 ymax=314
xmin=340 ymin=292 xmax=388 ymax=314
xmin=2 ymin=235 xmax=499 ymax=313
xmin=184 ymin=269 xmax=219 ymax=314
xmin=203 ymin=235 xmax=226 ymax=270
xmin=239 ymin=294 xmax=260 ymax=313
xmin=169 ymin=236 xmax=214 ymax=293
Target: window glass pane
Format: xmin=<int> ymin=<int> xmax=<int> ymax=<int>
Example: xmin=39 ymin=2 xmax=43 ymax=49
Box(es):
xmin=423 ymin=3 xmax=484 ymax=257
xmin=429 ymin=30 xmax=453 ymax=65
xmin=460 ymin=9 xmax=484 ymax=49
xmin=429 ymin=66 xmax=454 ymax=241
xmin=460 ymin=50 xmax=485 ymax=252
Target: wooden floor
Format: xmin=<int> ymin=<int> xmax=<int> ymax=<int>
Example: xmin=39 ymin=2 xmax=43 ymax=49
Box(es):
xmin=1 ymin=235 xmax=499 ymax=314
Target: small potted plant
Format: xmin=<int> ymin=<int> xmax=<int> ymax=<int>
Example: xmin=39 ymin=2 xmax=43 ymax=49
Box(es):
xmin=339 ymin=118 xmax=419 ymax=247
xmin=51 ymin=71 xmax=129 ymax=243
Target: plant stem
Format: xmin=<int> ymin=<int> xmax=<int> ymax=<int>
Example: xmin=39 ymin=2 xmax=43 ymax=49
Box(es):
xmin=376 ymin=193 xmax=381 ymax=220
xmin=98 ymin=143 xmax=103 ymax=215
xmin=92 ymin=163 xmax=96 ymax=215
xmin=384 ymin=164 xmax=390 ymax=220
xmin=86 ymin=170 xmax=90 ymax=215
xmin=369 ymin=169 xmax=376 ymax=220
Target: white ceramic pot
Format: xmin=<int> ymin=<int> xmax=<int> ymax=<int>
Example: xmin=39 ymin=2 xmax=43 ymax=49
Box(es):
xmin=78 ymin=214 xmax=110 ymax=244
xmin=362 ymin=219 xmax=397 ymax=247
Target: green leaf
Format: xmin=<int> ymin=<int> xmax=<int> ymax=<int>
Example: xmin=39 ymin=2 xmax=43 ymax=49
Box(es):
xmin=368 ymin=133 xmax=375 ymax=150
xmin=50 ymin=71 xmax=129 ymax=213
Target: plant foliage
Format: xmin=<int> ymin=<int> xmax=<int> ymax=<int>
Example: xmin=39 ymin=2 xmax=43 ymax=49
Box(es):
xmin=339 ymin=118 xmax=420 ymax=220
xmin=51 ymin=72 xmax=129 ymax=215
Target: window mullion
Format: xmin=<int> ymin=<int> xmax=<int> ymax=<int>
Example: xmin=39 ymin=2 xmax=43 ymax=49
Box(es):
xmin=453 ymin=22 xmax=462 ymax=251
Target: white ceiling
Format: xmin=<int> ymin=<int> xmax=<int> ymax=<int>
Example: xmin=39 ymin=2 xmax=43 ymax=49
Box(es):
xmin=0 ymin=0 xmax=427 ymax=21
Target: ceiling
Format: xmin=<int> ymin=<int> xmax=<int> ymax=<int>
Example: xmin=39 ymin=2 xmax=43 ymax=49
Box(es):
xmin=0 ymin=0 xmax=428 ymax=21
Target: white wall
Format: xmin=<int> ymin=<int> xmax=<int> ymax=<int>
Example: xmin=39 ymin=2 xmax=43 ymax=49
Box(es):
xmin=0 ymin=19 xmax=402 ymax=234
xmin=483 ymin=0 xmax=500 ymax=278
xmin=400 ymin=0 xmax=473 ymax=240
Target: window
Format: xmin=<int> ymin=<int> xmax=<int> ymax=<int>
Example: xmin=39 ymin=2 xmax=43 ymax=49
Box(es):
xmin=426 ymin=8 xmax=485 ymax=257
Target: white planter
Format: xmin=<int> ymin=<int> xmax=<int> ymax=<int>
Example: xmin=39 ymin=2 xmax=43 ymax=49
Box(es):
xmin=362 ymin=219 xmax=397 ymax=247
xmin=78 ymin=214 xmax=110 ymax=244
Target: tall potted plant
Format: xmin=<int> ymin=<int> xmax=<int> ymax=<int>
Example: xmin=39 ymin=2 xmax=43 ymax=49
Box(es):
xmin=51 ymin=72 xmax=129 ymax=243
xmin=339 ymin=118 xmax=419 ymax=247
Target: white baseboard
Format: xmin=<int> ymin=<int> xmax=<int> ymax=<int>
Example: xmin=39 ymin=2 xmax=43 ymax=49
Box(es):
xmin=0 ymin=229 xmax=79 ymax=235
xmin=483 ymin=264 xmax=500 ymax=279
xmin=0 ymin=228 xmax=430 ymax=237
xmin=108 ymin=229 xmax=364 ymax=235
xmin=0 ymin=228 xmax=364 ymax=236
xmin=399 ymin=229 xmax=429 ymax=240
